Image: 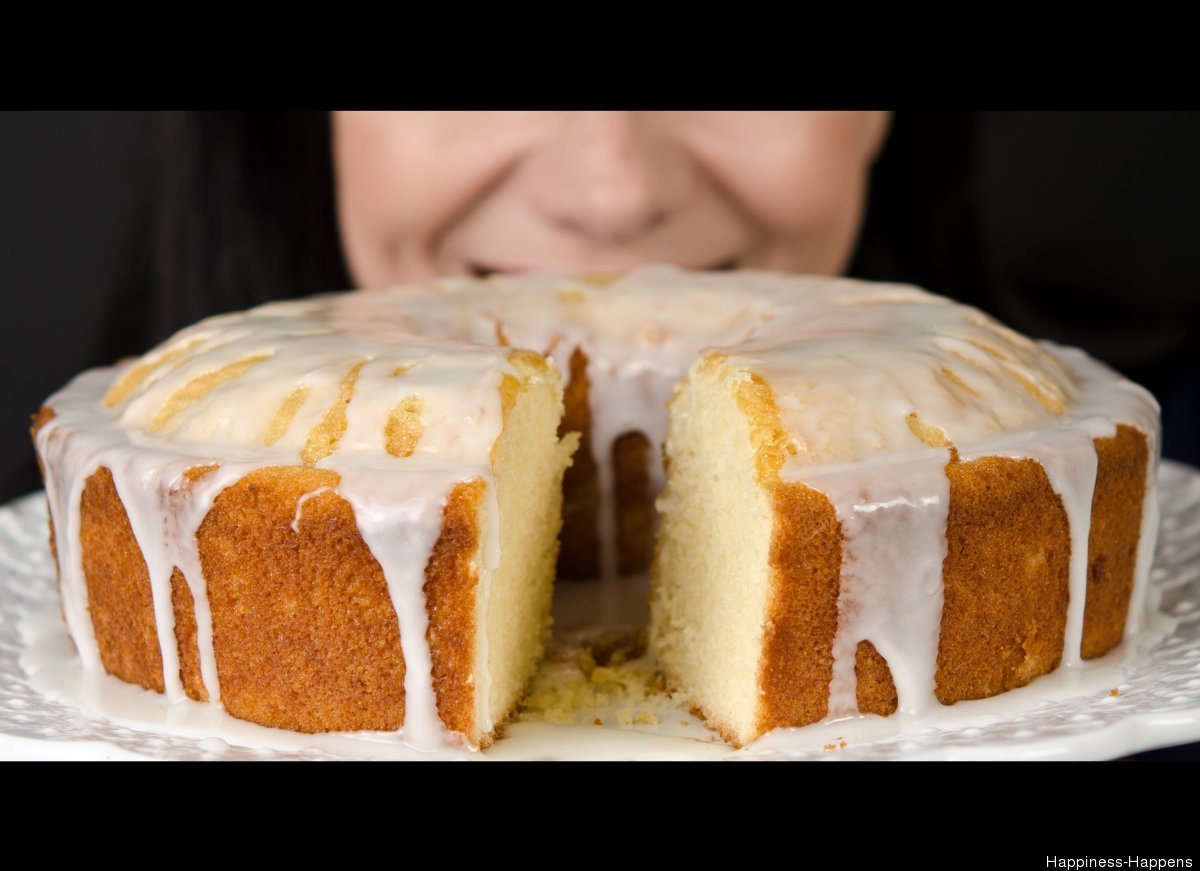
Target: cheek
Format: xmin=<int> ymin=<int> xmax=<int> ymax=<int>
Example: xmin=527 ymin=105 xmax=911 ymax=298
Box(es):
xmin=736 ymin=118 xmax=879 ymax=237
xmin=333 ymin=113 xmax=418 ymax=286
xmin=333 ymin=112 xmax=489 ymax=286
xmin=715 ymin=114 xmax=882 ymax=274
xmin=334 ymin=112 xmax=561 ymax=285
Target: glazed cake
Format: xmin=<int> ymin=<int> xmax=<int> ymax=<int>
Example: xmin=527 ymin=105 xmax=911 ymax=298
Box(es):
xmin=31 ymin=265 xmax=1160 ymax=750
xmin=647 ymin=276 xmax=1159 ymax=745
xmin=33 ymin=300 xmax=577 ymax=748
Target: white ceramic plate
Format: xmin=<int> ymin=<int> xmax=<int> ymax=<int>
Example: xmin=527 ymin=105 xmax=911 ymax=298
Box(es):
xmin=2 ymin=461 xmax=1199 ymax=761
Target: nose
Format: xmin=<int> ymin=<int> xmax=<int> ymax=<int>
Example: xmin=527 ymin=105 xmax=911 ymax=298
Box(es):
xmin=520 ymin=112 xmax=690 ymax=247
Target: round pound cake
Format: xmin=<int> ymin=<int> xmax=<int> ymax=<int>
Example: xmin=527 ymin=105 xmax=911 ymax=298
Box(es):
xmin=30 ymin=265 xmax=1160 ymax=749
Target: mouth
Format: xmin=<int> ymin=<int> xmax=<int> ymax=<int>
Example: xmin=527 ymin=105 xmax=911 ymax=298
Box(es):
xmin=467 ymin=256 xmax=739 ymax=279
xmin=467 ymin=261 xmax=535 ymax=279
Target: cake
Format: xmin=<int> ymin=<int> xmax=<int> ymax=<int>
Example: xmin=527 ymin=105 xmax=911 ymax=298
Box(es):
xmin=30 ymin=265 xmax=1160 ymax=751
xmin=32 ymin=299 xmax=578 ymax=749
xmin=647 ymin=276 xmax=1159 ymax=745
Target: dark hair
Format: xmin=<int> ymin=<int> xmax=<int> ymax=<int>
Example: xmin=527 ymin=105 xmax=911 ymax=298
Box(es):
xmin=108 ymin=112 xmax=352 ymax=358
xmin=106 ymin=111 xmax=986 ymax=359
xmin=850 ymin=112 xmax=987 ymax=308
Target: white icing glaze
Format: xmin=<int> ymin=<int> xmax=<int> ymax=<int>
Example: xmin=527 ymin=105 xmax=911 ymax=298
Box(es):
xmin=32 ymin=264 xmax=1161 ymax=749
xmin=809 ymin=450 xmax=950 ymax=718
xmin=333 ymin=463 xmax=480 ymax=750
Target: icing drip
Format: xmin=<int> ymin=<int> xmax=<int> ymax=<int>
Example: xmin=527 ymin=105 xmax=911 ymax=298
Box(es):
xmin=291 ymin=486 xmax=335 ymax=533
xmin=36 ymin=413 xmax=100 ymax=672
xmin=1131 ymin=472 xmax=1162 ymax=633
xmin=332 ymin=463 xmax=479 ymax=750
xmin=811 ymin=450 xmax=950 ymax=717
xmin=1040 ymin=434 xmax=1097 ymax=669
xmin=168 ymin=466 xmax=248 ymax=703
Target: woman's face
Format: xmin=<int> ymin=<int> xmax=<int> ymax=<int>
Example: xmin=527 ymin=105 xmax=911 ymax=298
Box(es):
xmin=332 ymin=111 xmax=890 ymax=287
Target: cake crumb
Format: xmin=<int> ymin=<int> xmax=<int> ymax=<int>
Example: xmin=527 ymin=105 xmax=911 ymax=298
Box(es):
xmin=679 ymin=720 xmax=689 ymax=727
xmin=591 ymin=666 xmax=621 ymax=685
xmin=593 ymin=718 xmax=602 ymax=726
xmin=517 ymin=628 xmax=666 ymax=727
xmin=1110 ymin=688 xmax=1120 ymax=697
xmin=823 ymin=743 xmax=837 ymax=751
xmin=578 ymin=647 xmax=597 ymax=675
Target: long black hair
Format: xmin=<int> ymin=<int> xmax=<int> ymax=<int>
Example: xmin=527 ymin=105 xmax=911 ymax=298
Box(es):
xmin=108 ymin=112 xmax=352 ymax=357
xmin=852 ymin=112 xmax=987 ymax=307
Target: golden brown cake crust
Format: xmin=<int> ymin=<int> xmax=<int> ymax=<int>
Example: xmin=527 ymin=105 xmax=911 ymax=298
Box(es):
xmin=30 ymin=408 xmax=59 ymax=598
xmin=934 ymin=454 xmax=1072 ymax=702
xmin=743 ymin=376 xmax=1151 ymax=742
xmin=170 ymin=567 xmax=208 ymax=702
xmin=195 ymin=465 xmax=409 ymax=732
xmin=756 ymin=480 xmax=842 ymax=732
xmin=423 ymin=478 xmax=485 ymax=737
xmin=752 ymin=430 xmax=1151 ymax=740
xmin=35 ymin=415 xmax=489 ymax=736
xmin=79 ymin=466 xmax=166 ymax=694
xmin=1083 ymin=425 xmax=1150 ymax=659
xmin=855 ymin=641 xmax=898 ymax=717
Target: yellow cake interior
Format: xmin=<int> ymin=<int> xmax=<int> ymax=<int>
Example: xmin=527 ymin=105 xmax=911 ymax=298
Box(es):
xmin=651 ymin=356 xmax=775 ymax=743
xmin=482 ymin=353 xmax=579 ymax=736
